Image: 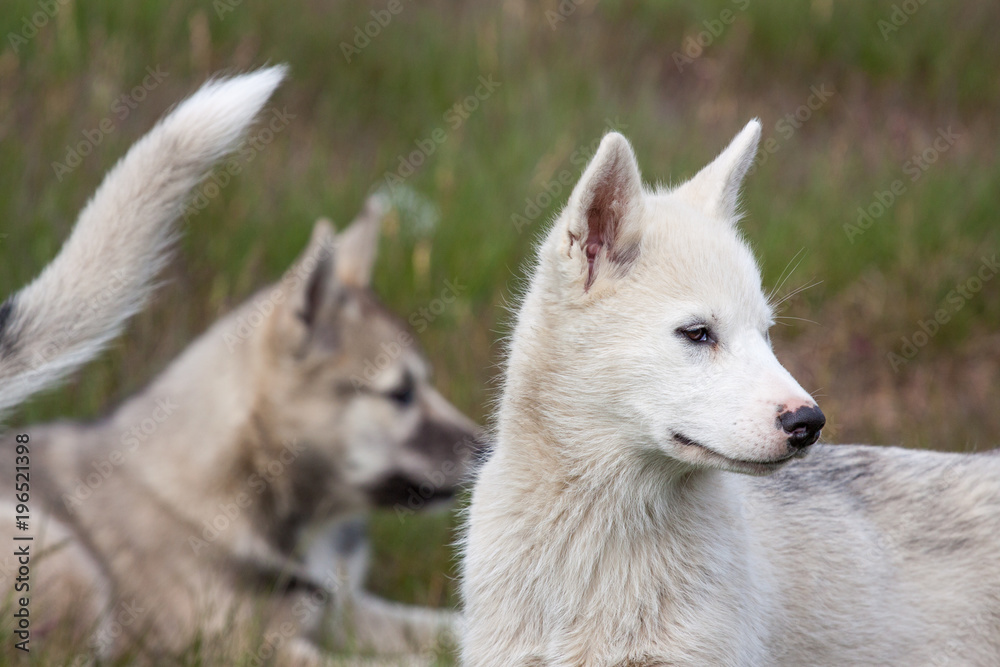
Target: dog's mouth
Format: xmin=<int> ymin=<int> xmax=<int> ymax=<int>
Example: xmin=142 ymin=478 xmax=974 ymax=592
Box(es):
xmin=671 ymin=432 xmax=797 ymax=476
xmin=365 ymin=473 xmax=457 ymax=508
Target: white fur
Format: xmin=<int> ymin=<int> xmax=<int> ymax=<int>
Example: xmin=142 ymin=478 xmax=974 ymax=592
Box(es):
xmin=0 ymin=66 xmax=286 ymax=414
xmin=461 ymin=123 xmax=1000 ymax=666
xmin=1 ymin=199 xmax=475 ymax=663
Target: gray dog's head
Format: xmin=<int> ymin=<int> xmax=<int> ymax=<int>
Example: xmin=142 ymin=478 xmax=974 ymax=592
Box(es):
xmin=245 ymin=196 xmax=482 ymax=521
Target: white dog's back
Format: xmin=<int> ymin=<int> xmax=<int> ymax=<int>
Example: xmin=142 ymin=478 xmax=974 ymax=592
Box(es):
xmin=741 ymin=444 xmax=1000 ymax=665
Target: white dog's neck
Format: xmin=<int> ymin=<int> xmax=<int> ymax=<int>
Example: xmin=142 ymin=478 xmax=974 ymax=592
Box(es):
xmin=464 ymin=285 xmax=770 ymax=661
xmin=467 ymin=419 xmax=764 ymax=663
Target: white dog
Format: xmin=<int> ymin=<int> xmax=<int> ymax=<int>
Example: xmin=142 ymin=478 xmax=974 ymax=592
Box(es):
xmin=461 ymin=121 xmax=1000 ymax=666
xmin=0 ymin=66 xmax=285 ymax=415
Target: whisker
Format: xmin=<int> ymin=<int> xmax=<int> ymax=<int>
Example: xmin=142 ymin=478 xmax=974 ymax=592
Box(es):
xmin=769 ymin=247 xmax=807 ymax=302
xmin=774 ymin=315 xmax=820 ymax=326
xmin=773 ymin=280 xmax=823 ymax=308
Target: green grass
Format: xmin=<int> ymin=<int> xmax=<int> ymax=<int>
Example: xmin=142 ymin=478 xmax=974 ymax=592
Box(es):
xmin=1 ymin=0 xmax=999 ymax=661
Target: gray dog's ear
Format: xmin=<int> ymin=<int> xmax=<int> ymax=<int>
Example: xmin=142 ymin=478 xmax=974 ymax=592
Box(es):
xmin=675 ymin=119 xmax=761 ymax=221
xmin=299 ymin=221 xmax=338 ymax=329
xmin=335 ymin=194 xmax=388 ymax=288
xmin=562 ymin=132 xmax=645 ymax=292
xmin=275 ymin=194 xmax=389 ymax=351
xmin=268 ymin=219 xmax=343 ymax=354
xmin=274 ymin=219 xmax=341 ymax=348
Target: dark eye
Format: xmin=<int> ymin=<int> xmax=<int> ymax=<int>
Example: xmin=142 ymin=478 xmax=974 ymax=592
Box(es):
xmin=679 ymin=326 xmax=714 ymax=344
xmin=388 ymin=376 xmax=415 ymax=406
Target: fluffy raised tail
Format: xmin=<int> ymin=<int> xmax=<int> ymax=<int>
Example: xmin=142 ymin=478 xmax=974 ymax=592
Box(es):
xmin=0 ymin=65 xmax=287 ymax=414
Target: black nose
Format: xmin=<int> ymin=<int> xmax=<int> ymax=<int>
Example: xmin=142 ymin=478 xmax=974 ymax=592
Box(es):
xmin=779 ymin=405 xmax=826 ymax=449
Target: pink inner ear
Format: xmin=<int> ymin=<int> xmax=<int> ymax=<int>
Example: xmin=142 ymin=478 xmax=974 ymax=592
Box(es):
xmin=584 ymin=239 xmax=602 ymax=290
xmin=584 ymin=207 xmax=610 ymax=291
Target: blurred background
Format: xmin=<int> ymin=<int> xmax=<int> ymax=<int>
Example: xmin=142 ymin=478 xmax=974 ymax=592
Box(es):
xmin=1 ymin=0 xmax=998 ymax=652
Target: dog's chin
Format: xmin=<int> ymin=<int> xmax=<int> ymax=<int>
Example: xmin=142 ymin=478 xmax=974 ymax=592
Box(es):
xmin=670 ymin=433 xmax=800 ymax=477
xmin=365 ymin=473 xmax=457 ymax=508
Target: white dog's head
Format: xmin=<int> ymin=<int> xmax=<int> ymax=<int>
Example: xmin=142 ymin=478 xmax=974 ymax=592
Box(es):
xmin=514 ymin=121 xmax=823 ymax=476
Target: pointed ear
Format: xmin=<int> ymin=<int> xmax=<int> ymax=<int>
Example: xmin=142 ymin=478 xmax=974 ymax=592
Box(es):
xmin=675 ymin=119 xmax=761 ymax=220
xmin=290 ymin=219 xmax=339 ymax=332
xmin=563 ymin=132 xmax=645 ymax=291
xmin=335 ymin=193 xmax=388 ymax=288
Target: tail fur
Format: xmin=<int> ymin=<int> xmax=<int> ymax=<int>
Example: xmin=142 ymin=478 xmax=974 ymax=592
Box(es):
xmin=0 ymin=65 xmax=287 ymax=414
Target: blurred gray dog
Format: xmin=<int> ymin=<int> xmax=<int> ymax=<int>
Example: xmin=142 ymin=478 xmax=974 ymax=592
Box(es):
xmin=1 ymin=195 xmax=479 ymax=664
